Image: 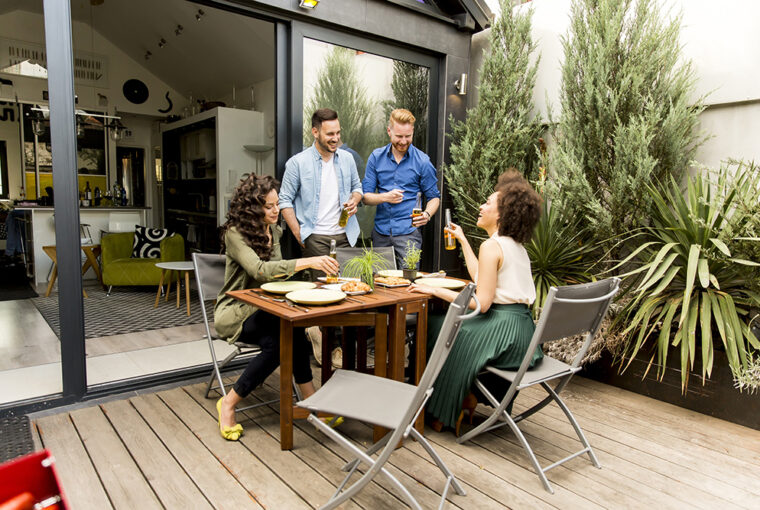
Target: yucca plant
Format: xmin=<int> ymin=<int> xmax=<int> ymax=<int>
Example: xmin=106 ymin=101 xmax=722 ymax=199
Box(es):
xmin=614 ymin=168 xmax=760 ymax=391
xmin=526 ymin=201 xmax=597 ymax=318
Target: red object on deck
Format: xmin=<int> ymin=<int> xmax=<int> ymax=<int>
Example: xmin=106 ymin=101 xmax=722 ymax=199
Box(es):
xmin=0 ymin=450 xmax=68 ymax=510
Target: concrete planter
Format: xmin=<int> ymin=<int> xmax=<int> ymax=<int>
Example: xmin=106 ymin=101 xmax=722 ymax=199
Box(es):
xmin=582 ymin=348 xmax=760 ymax=431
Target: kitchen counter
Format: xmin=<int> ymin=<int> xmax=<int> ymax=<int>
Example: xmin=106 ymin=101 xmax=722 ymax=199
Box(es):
xmin=14 ymin=205 xmax=151 ymax=211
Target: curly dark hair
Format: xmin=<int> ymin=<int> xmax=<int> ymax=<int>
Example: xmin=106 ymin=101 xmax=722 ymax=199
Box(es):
xmin=221 ymin=174 xmax=280 ymax=261
xmin=495 ymin=170 xmax=542 ymax=244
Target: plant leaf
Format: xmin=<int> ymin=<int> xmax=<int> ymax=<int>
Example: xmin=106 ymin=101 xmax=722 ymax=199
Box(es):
xmin=729 ymin=258 xmax=760 ymax=267
xmin=709 ymin=238 xmax=731 ymax=257
xmin=680 ymin=244 xmax=700 ymax=326
xmin=697 ymin=258 xmax=710 ymax=288
xmin=700 ymin=294 xmax=713 ymax=381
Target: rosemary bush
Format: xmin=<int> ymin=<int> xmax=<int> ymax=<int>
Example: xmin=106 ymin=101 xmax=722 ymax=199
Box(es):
xmin=548 ymin=0 xmax=706 ymax=255
xmin=445 ymin=1 xmax=543 ymax=251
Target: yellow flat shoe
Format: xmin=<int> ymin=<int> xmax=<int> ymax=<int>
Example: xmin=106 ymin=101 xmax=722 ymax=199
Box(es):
xmin=217 ymin=397 xmax=244 ymax=441
xmin=321 ymin=416 xmax=344 ymax=428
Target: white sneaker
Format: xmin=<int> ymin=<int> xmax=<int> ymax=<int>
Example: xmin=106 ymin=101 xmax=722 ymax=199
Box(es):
xmin=306 ymin=326 xmax=322 ymax=366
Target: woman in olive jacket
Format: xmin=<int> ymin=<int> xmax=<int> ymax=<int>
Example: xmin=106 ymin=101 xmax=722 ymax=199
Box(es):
xmin=215 ymin=175 xmax=339 ymax=441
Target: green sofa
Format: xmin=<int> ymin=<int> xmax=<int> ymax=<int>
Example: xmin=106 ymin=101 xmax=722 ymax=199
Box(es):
xmin=101 ymin=232 xmax=184 ymax=292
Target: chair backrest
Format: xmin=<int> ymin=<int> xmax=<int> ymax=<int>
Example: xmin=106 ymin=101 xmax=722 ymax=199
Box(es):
xmin=536 ymin=277 xmax=620 ymax=349
xmin=389 ymin=283 xmax=478 ymax=441
xmin=336 ymin=246 xmax=397 ymax=275
xmin=192 ymin=253 xmax=227 ymax=340
xmin=192 ymin=252 xmax=227 ymax=303
xmin=492 ymin=278 xmax=620 ymax=414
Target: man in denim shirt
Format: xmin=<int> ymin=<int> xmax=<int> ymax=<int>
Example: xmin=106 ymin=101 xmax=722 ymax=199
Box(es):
xmin=362 ymin=109 xmax=440 ymax=269
xmin=279 ymin=108 xmax=363 ymax=277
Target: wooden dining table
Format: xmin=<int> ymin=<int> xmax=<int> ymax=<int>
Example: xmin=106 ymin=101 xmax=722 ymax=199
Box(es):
xmin=227 ymin=284 xmax=430 ymax=450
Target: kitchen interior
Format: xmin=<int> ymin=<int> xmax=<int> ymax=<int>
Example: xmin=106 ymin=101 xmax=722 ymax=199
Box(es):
xmin=0 ymin=0 xmax=277 ymax=402
xmin=1 ymin=0 xmax=276 ymax=259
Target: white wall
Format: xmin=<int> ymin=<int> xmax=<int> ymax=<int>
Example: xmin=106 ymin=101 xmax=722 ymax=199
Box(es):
xmin=474 ymin=0 xmax=760 ymax=167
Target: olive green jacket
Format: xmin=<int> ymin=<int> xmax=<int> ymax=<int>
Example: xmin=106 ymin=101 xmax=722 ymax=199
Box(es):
xmin=214 ymin=225 xmax=297 ymax=342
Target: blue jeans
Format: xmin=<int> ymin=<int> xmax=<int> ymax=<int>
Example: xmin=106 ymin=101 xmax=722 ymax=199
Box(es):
xmin=371 ymin=228 xmax=422 ymax=270
xmin=4 ymin=210 xmax=25 ymax=257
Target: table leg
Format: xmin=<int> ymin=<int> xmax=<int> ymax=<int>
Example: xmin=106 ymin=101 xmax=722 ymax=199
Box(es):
xmin=81 ymin=246 xmax=102 ymax=283
xmin=45 ymin=264 xmax=58 ymax=297
xmin=280 ymin=319 xmax=294 ymax=450
xmin=414 ymin=300 xmax=428 ymax=434
xmin=176 ymin=271 xmax=181 ymax=309
xmin=155 ymin=269 xmax=166 ymax=308
xmin=166 ymin=270 xmax=172 ymax=302
xmin=184 ymin=271 xmax=191 ymax=316
xmin=42 ymin=247 xmax=58 ymax=297
xmin=374 ymin=312 xmax=389 ymax=443
xmin=387 ymin=303 xmax=407 ymax=382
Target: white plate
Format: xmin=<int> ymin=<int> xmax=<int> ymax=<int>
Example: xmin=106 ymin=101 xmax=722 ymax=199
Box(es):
xmin=317 ymin=276 xmax=360 ymax=283
xmin=413 ymin=277 xmax=466 ymax=290
xmin=286 ymin=288 xmax=346 ymax=305
xmin=260 ymin=281 xmax=317 ymax=294
xmin=376 ymin=269 xmax=422 ymax=278
xmin=322 ymin=283 xmax=371 ymax=295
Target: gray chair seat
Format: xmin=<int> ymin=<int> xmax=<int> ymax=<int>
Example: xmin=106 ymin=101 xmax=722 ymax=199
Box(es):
xmin=486 ymin=356 xmax=580 ymax=389
xmin=297 ymin=283 xmax=479 ymax=510
xmin=298 ymin=369 xmax=417 ymax=429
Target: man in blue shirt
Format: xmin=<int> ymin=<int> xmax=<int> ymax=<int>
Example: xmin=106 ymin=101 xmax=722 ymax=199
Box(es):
xmin=362 ymin=109 xmax=440 ymax=269
xmin=280 ymin=108 xmax=363 ymax=270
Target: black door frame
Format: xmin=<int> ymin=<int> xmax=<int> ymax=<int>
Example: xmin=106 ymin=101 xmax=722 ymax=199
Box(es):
xmin=2 ymin=0 xmax=445 ymax=416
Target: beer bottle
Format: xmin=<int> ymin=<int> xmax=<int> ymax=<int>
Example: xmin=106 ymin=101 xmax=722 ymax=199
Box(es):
xmin=444 ymin=208 xmax=456 ymax=250
xmin=326 ymin=239 xmax=339 ymax=284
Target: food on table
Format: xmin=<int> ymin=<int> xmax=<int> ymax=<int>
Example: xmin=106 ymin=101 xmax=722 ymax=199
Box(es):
xmin=374 ymin=275 xmax=411 ymax=286
xmin=341 ymin=280 xmax=371 ymax=293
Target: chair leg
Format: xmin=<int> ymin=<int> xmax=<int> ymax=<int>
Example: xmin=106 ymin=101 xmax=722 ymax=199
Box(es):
xmin=408 ymin=427 xmax=466 ymax=498
xmin=106 ymin=285 xmax=113 ymax=296
xmin=542 ymin=382 xmax=601 ymax=468
xmin=307 ymin=415 xmax=422 ymax=510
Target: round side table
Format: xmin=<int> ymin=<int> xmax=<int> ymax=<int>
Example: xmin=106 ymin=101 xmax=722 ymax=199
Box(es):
xmin=155 ymin=261 xmax=194 ymax=316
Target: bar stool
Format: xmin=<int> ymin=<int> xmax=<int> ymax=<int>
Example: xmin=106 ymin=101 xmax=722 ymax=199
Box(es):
xmin=42 ymin=244 xmax=102 ymax=298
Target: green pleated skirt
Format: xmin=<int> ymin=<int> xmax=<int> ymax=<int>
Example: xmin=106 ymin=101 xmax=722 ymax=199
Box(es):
xmin=425 ymin=303 xmax=542 ymax=428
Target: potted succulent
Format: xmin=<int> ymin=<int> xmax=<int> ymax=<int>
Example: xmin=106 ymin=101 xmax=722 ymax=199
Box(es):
xmin=402 ymin=240 xmax=422 ymax=281
xmin=342 ymin=245 xmax=391 ymax=290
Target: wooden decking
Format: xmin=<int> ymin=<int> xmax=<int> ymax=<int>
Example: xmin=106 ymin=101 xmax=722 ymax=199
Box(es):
xmin=30 ymin=374 xmax=760 ymax=509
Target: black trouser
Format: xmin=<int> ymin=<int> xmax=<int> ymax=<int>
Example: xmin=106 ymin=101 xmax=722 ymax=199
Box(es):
xmin=233 ymin=310 xmax=312 ymax=398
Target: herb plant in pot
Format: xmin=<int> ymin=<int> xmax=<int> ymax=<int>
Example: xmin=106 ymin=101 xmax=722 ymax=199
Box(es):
xmin=342 ymin=246 xmax=391 ymax=290
xmin=402 ymin=240 xmax=422 ymax=280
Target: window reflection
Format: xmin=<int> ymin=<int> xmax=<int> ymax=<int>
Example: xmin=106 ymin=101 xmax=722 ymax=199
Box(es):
xmin=302 ymin=38 xmax=430 ymax=240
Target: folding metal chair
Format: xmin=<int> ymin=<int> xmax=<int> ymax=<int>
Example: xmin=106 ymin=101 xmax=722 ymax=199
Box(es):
xmin=457 ymin=277 xmax=620 ymax=493
xmin=192 ymin=252 xmax=282 ymax=411
xmin=297 ymin=283 xmax=479 ymax=510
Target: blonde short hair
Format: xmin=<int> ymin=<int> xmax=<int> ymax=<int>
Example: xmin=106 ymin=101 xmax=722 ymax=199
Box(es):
xmin=388 ymin=108 xmax=416 ymax=128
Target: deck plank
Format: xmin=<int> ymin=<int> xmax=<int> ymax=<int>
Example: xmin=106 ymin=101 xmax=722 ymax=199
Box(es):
xmin=160 ymin=386 xmax=310 ymax=510
xmin=101 ymin=399 xmax=213 ymax=509
xmin=128 ymin=392 xmax=262 ymax=510
xmin=183 ymin=381 xmax=365 ymax=510
xmin=561 ymin=380 xmax=760 ymax=484
xmin=68 ymin=406 xmax=162 ymax=509
xmin=509 ymin=388 xmax=752 ymax=508
xmin=572 ymin=377 xmax=760 ymax=461
xmin=35 ymin=412 xmax=113 ymax=510
xmin=28 ymin=366 xmax=760 ymax=510
xmin=252 ymin=380 xmax=471 ymax=510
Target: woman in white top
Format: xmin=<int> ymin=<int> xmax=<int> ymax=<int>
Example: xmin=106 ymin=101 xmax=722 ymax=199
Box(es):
xmin=410 ymin=171 xmax=543 ymax=435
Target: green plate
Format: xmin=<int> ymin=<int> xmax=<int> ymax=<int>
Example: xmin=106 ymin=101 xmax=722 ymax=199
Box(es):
xmin=260 ymin=281 xmax=317 ymax=295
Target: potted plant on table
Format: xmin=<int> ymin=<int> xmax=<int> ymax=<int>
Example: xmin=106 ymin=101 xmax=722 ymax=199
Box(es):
xmin=402 ymin=240 xmax=422 ymax=281
xmin=342 ymin=246 xmax=391 ymax=290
